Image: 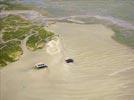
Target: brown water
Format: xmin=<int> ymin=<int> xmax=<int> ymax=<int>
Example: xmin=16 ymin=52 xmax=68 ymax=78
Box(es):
xmin=1 ymin=23 xmax=134 ymax=100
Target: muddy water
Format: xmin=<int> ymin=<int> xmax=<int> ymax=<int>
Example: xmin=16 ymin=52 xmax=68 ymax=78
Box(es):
xmin=1 ymin=23 xmax=134 ymax=100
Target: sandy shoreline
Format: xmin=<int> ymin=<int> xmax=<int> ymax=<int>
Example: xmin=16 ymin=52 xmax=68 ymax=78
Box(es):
xmin=1 ymin=22 xmax=134 ymax=100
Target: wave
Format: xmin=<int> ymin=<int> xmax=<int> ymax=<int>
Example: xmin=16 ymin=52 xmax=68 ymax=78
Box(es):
xmin=44 ymin=15 xmax=134 ymax=30
xmin=109 ymin=67 xmax=134 ymax=76
xmin=1 ymin=10 xmax=134 ymax=30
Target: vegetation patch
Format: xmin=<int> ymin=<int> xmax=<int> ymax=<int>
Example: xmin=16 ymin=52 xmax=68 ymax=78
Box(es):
xmin=0 ymin=40 xmax=22 ymax=67
xmin=0 ymin=14 xmax=55 ymax=67
xmin=26 ymin=26 xmax=54 ymax=51
xmin=1 ymin=15 xmax=31 ymax=29
xmin=1 ymin=15 xmax=32 ymax=41
xmin=2 ymin=27 xmax=30 ymax=41
xmin=26 ymin=34 xmax=42 ymax=50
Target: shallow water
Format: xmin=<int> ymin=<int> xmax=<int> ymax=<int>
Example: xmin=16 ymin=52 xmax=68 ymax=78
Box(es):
xmin=1 ymin=1 xmax=134 ymax=99
xmin=1 ymin=23 xmax=134 ymax=100
xmin=21 ymin=0 xmax=134 ymax=24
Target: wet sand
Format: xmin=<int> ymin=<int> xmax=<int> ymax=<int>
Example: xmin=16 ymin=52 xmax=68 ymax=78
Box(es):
xmin=0 ymin=22 xmax=134 ymax=100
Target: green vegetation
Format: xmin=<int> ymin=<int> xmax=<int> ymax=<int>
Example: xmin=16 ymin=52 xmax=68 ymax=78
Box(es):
xmin=0 ymin=14 xmax=55 ymax=67
xmin=1 ymin=15 xmax=30 ymax=28
xmin=2 ymin=27 xmax=30 ymax=41
xmin=1 ymin=15 xmax=31 ymax=41
xmin=1 ymin=15 xmax=30 ymax=29
xmin=0 ymin=0 xmax=55 ymax=68
xmin=33 ymin=25 xmax=54 ymax=39
xmin=26 ymin=26 xmax=54 ymax=51
xmin=0 ymin=40 xmax=22 ymax=67
xmin=26 ymin=34 xmax=43 ymax=50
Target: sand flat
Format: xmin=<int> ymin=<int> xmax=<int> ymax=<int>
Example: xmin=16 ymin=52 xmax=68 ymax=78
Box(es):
xmin=1 ymin=23 xmax=134 ymax=100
